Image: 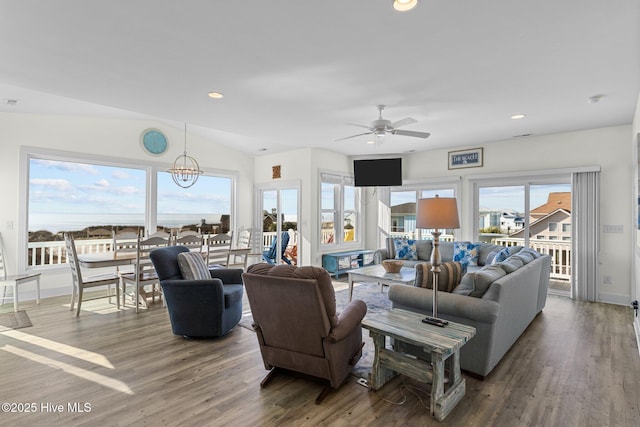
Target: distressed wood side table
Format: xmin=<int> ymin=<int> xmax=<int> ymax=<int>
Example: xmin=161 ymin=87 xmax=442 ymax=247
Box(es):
xmin=362 ymin=308 xmax=476 ymax=421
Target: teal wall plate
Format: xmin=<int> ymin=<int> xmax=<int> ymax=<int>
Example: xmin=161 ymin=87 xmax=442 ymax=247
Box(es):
xmin=140 ymin=129 xmax=168 ymax=155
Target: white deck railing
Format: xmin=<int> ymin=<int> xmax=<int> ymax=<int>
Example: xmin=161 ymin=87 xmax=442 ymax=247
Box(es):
xmin=27 ymin=233 xmax=571 ymax=280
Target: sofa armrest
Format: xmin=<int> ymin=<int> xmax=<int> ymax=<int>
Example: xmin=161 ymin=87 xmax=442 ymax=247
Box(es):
xmin=373 ymin=249 xmax=389 ymax=264
xmin=388 ymin=284 xmax=499 ymax=324
xmin=209 ymin=268 xmax=244 ymax=284
xmin=326 ymin=299 xmax=367 ymax=343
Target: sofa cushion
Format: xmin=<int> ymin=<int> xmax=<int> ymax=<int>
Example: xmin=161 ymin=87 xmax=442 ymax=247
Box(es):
xmin=415 ymin=261 xmax=463 ymax=292
xmin=470 ymin=264 xmax=507 ymax=297
xmin=485 ymin=251 xmax=499 ymax=265
xmin=520 ymin=247 xmax=542 ymax=259
xmin=393 ymin=238 xmax=418 ymax=260
xmin=177 ymin=252 xmax=210 ymax=280
xmin=491 ymin=246 xmax=523 ymax=265
xmin=454 ymin=242 xmax=481 ymax=267
xmin=452 ymin=272 xmax=475 ymax=296
xmin=500 ymin=255 xmax=525 ymax=273
xmin=415 ymin=239 xmax=433 ymax=261
xmin=513 ymin=251 xmax=535 ymax=264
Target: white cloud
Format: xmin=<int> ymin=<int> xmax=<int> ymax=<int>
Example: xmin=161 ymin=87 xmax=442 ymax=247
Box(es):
xmin=95 ymin=179 xmax=110 ymax=187
xmin=32 ymin=159 xmax=99 ymax=175
xmin=30 ymin=178 xmax=72 ymax=191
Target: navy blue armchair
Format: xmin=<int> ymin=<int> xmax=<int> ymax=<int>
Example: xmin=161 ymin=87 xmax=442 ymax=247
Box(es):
xmin=150 ymin=245 xmax=243 ymax=338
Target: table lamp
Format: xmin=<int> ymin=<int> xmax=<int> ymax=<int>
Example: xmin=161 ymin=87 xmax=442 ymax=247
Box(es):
xmin=416 ymin=195 xmax=460 ymax=319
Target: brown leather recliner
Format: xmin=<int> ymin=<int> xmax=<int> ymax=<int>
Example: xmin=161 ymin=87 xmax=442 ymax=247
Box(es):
xmin=242 ymin=263 xmax=367 ymax=403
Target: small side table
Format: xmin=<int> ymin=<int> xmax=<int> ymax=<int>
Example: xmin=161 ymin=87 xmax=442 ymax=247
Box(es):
xmin=362 ymin=309 xmax=476 ymax=421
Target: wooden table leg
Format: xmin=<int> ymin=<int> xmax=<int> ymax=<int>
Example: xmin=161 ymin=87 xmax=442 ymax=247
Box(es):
xmin=430 ymin=354 xmax=445 ymax=417
xmin=368 ymin=331 xmax=394 ymax=390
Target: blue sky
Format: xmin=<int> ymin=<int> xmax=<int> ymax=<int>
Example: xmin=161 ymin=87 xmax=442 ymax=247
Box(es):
xmin=29 ymin=159 xmax=231 ymax=231
xmin=390 ymin=184 xmax=571 ymax=212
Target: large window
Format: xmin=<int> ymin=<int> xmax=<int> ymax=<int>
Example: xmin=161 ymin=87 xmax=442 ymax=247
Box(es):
xmin=320 ymin=172 xmax=360 ymax=247
xmin=28 ymin=158 xmax=146 ymax=266
xmin=390 ymin=187 xmax=455 ymax=240
xmin=157 ymin=172 xmax=232 ymax=235
xmin=25 ymin=151 xmax=235 ymax=268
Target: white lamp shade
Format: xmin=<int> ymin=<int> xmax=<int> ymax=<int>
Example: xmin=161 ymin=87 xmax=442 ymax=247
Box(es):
xmin=416 ymin=197 xmax=460 ymax=229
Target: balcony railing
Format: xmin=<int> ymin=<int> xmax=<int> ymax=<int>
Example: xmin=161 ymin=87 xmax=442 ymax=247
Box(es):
xmin=27 ymin=232 xmax=571 ymax=281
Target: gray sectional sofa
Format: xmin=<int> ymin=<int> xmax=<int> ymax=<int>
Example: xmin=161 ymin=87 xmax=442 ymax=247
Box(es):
xmin=375 ymin=238 xmax=551 ymax=378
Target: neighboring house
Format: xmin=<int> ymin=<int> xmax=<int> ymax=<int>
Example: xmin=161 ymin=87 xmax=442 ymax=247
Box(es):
xmin=511 ymin=192 xmax=572 ymax=241
xmin=391 ymin=202 xmax=416 ymax=233
xmin=479 ymin=208 xmax=525 ymax=233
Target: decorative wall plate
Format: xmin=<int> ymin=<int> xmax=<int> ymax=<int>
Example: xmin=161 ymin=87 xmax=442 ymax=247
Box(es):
xmin=140 ymin=129 xmax=168 ymax=156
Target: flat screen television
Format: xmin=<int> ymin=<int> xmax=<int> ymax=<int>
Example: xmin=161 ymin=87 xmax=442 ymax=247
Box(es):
xmin=353 ymin=158 xmax=402 ymax=187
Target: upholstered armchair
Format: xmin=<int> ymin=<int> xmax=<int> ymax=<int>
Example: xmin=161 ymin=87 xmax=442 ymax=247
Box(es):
xmin=150 ymin=245 xmax=243 ymax=338
xmin=242 ymin=264 xmax=367 ymax=403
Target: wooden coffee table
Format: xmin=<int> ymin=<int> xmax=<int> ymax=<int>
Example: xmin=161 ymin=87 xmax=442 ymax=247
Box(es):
xmin=362 ymin=309 xmax=476 ymax=421
xmin=347 ymin=264 xmax=415 ymax=301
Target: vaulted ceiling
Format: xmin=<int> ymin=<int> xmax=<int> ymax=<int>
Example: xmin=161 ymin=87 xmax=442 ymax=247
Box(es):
xmin=1 ymin=1 xmax=638 ymax=156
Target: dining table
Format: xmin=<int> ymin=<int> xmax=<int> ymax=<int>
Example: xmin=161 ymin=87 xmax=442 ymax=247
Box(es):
xmin=77 ymin=251 xmax=138 ymax=269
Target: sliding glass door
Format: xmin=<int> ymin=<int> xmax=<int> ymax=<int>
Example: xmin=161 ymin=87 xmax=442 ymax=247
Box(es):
xmin=475 ymin=180 xmax=572 ymax=296
xmin=257 ymin=183 xmax=300 ymax=265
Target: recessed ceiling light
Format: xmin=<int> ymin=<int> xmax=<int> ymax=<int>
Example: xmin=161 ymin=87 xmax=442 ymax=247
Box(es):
xmin=208 ymin=92 xmax=224 ymax=99
xmin=588 ymin=94 xmax=604 ymax=103
xmin=258 ymin=148 xmax=268 ymax=152
xmin=510 ymin=114 xmax=526 ymax=120
xmin=4 ymin=99 xmax=18 ymax=106
xmin=393 ymin=0 xmax=418 ymax=12
xmin=366 ymin=140 xmax=376 ymax=145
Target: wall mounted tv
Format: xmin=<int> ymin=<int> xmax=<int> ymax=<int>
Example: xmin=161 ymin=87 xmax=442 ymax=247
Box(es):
xmin=353 ymin=157 xmax=402 ymax=187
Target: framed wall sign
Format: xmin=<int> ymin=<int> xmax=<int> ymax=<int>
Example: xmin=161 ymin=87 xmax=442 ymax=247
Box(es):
xmin=448 ymin=147 xmax=483 ymax=170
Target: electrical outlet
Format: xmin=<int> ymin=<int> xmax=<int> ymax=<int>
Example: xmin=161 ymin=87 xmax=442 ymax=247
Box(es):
xmin=603 ymin=275 xmax=612 ymax=285
xmin=6 ymin=220 xmax=13 ymax=230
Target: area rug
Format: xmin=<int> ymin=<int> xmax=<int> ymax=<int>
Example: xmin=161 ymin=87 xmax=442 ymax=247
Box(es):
xmin=0 ymin=310 xmax=33 ymax=331
xmin=238 ymin=282 xmax=391 ymax=380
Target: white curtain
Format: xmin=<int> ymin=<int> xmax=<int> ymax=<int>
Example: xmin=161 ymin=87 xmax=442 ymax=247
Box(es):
xmin=571 ymin=171 xmax=600 ymax=301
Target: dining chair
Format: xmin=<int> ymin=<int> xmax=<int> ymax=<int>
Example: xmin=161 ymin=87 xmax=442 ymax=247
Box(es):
xmin=228 ymin=229 xmax=251 ymax=269
xmin=120 ymin=234 xmax=169 ymax=313
xmin=0 ymin=232 xmax=41 ymax=312
xmin=174 ymin=232 xmax=205 ymax=252
xmin=64 ymin=233 xmax=120 ymax=316
xmin=205 ymin=233 xmax=233 ymax=268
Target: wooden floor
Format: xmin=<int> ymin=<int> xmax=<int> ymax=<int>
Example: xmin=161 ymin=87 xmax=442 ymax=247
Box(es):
xmin=1 ymin=292 xmax=639 ymax=427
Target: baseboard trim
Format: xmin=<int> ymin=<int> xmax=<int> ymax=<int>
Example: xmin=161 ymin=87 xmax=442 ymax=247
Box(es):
xmin=598 ymin=292 xmax=632 ymax=306
xmin=634 ymin=317 xmax=640 ymax=357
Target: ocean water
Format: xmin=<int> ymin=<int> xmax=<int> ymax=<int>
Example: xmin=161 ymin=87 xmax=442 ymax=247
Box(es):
xmin=29 ymin=213 xmax=223 ymax=233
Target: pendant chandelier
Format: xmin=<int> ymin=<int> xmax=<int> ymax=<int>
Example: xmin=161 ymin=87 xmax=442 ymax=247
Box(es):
xmin=169 ymin=123 xmax=203 ymax=188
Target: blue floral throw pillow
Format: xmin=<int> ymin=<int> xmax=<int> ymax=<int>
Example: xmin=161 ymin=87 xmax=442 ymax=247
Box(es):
xmin=453 ymin=242 xmax=480 ymax=267
xmin=393 ymin=238 xmax=418 ymax=260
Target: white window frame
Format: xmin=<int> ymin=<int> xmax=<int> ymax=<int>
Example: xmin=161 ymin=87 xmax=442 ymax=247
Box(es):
xmin=319 ymin=170 xmax=362 ymax=251
xmin=386 ymin=179 xmax=461 ymax=242
xmin=469 ymin=172 xmax=571 ymax=246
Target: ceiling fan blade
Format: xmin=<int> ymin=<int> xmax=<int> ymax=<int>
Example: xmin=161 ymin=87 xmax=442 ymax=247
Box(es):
xmin=389 ymin=117 xmax=417 ymax=129
xmin=392 ymin=129 xmax=431 ymax=139
xmin=335 ymin=132 xmax=373 ymax=141
xmin=345 ymin=123 xmax=373 ymax=130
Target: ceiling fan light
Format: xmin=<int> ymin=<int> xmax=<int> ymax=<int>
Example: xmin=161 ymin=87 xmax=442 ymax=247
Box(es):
xmin=393 ymin=0 xmax=418 ymax=12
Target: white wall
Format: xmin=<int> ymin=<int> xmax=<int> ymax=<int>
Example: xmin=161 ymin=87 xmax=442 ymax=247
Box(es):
xmin=253 ymin=147 xmax=353 ymax=266
xmin=0 ymin=112 xmax=255 ymax=298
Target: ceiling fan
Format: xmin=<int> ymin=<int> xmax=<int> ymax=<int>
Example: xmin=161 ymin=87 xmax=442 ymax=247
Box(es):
xmin=336 ymin=105 xmax=431 ymax=142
